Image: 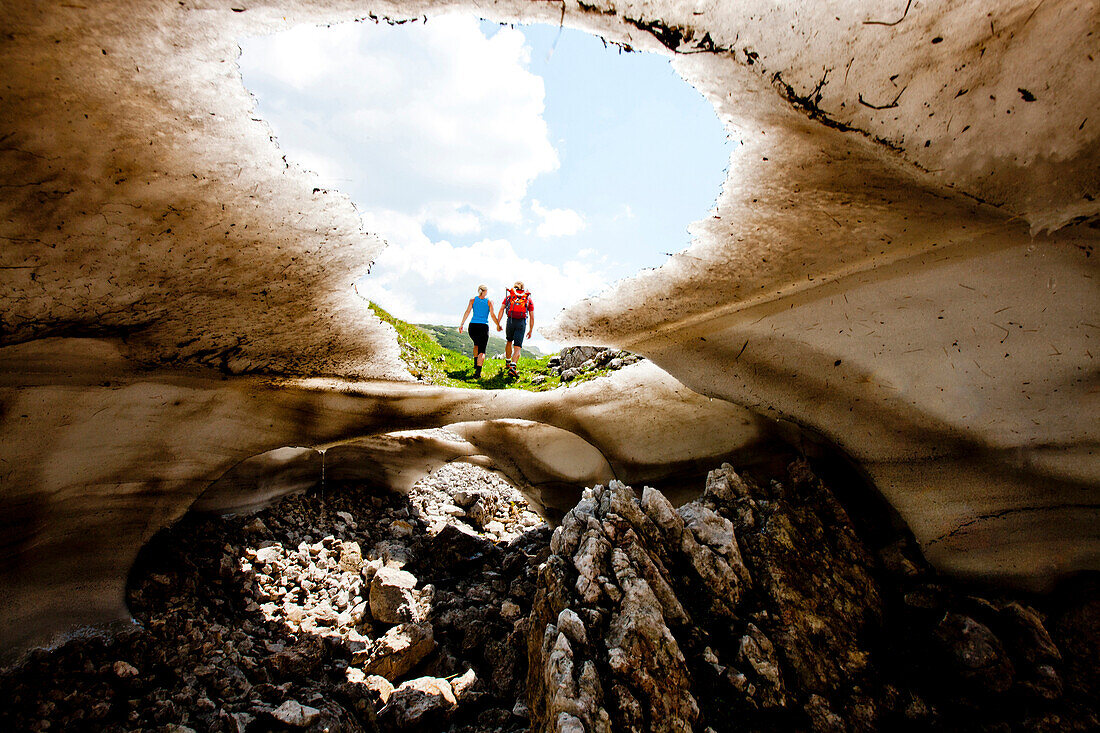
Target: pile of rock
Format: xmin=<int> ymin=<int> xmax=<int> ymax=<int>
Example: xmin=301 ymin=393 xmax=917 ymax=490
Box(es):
xmin=2 ymin=460 xmax=1096 ymax=732
xmin=406 ymin=461 xmax=544 ymax=542
xmin=548 ymin=346 xmax=644 ymax=383
xmin=0 ymin=463 xmax=551 ymax=732
xmin=525 ymin=462 xmax=1100 ymax=732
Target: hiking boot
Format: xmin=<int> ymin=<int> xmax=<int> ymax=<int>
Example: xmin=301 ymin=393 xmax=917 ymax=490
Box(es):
xmin=507 ymin=361 xmax=518 ymax=377
xmin=474 ymin=366 xmax=482 ymax=378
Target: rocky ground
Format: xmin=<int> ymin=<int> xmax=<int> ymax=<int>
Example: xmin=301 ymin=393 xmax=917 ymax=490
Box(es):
xmin=526 ymin=462 xmax=1100 ymax=732
xmin=547 ymin=346 xmax=644 ymax=385
xmin=1 ymin=460 xmax=549 ymax=733
xmin=1 ymin=456 xmax=1096 ymax=732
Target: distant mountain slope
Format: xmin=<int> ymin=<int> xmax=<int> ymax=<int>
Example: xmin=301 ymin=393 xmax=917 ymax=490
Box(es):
xmin=418 ymin=323 xmax=544 ymax=359
xmin=365 ymin=302 xmax=559 ymax=391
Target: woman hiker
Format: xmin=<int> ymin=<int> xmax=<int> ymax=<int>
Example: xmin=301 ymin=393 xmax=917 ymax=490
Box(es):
xmin=458 ymin=284 xmax=500 ymax=379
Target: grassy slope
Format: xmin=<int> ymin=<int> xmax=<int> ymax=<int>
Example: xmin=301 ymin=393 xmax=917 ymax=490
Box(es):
xmin=369 ymin=302 xmax=562 ymax=391
xmin=418 ymin=323 xmax=543 ymax=360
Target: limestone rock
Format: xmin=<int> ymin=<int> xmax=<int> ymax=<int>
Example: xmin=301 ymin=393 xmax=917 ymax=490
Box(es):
xmin=112 ymin=660 xmax=139 ymax=679
xmin=385 ymin=676 xmax=457 ymax=729
xmin=346 ymin=667 xmax=395 ymax=705
xmin=527 ymin=465 xmax=893 ymax=731
xmin=338 ymin=540 xmax=363 ymax=573
xmin=557 ymin=346 xmax=600 ymax=371
xmin=934 ymin=613 xmax=1015 ymax=694
xmin=271 ymin=700 xmax=321 ymax=728
xmin=360 ymin=622 xmax=435 ymax=681
xmin=370 ymin=566 xmax=422 ymax=624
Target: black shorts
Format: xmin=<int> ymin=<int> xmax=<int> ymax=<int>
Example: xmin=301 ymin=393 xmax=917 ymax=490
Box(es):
xmin=468 ymin=323 xmax=489 ymax=355
xmin=505 ymin=317 xmax=526 ymax=347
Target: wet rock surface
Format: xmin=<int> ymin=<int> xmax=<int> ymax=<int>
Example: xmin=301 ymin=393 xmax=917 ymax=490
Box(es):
xmin=1 ymin=459 xmax=1096 ymax=732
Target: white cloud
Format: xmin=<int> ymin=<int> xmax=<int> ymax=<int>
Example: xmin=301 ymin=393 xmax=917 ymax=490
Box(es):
xmin=357 ymin=210 xmax=609 ymax=349
xmin=243 ymin=19 xmax=619 ymax=351
xmin=240 ymin=16 xmax=558 ymax=232
xmin=531 ymin=200 xmax=586 ymax=238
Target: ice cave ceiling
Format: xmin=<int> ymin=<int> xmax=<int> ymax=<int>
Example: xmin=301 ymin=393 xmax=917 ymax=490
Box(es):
xmin=0 ymin=0 xmax=1096 ymax=657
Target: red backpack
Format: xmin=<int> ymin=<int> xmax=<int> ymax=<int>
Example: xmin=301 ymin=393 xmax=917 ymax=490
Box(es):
xmin=505 ymin=288 xmax=531 ymax=318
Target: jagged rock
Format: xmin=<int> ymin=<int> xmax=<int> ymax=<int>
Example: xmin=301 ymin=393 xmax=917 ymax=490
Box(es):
xmin=347 ymin=667 xmax=395 ymax=705
xmin=998 ymin=601 xmax=1062 ymax=665
xmin=934 ymin=613 xmax=1015 ymax=694
xmin=555 ymin=712 xmax=586 ymax=733
xmin=803 ymin=694 xmax=845 ymax=733
xmin=271 ymin=700 xmax=321 ymax=728
xmin=502 ymin=599 xmax=522 ymax=620
xmin=267 ymin=638 xmax=324 ymax=678
xmin=528 ymin=465 xmax=898 ymax=731
xmin=467 ymin=496 xmax=496 ymax=528
xmin=370 ymin=566 xmax=422 ymax=624
xmin=432 ymin=522 xmax=495 ymax=567
xmin=738 ymin=623 xmax=784 ymax=707
xmin=452 ymin=490 xmax=480 ymax=509
xmin=360 ymin=622 xmax=435 ymax=681
xmin=112 ymin=660 xmax=139 ymax=679
xmin=558 ymin=346 xmax=601 ymax=371
xmin=244 ymin=518 xmax=268 ymax=535
xmin=557 ymin=608 xmax=588 ymax=647
xmin=607 ymin=548 xmax=697 ymax=730
xmin=371 ymin=540 xmax=413 ymax=569
xmin=385 ymin=676 xmax=457 ymax=729
xmin=339 ymin=541 xmax=363 ymax=573
xmin=451 ymin=668 xmax=477 ymax=700
xmin=539 ymin=629 xmax=612 ymax=733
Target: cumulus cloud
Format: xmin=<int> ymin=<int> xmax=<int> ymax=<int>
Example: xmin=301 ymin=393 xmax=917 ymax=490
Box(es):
xmin=357 ymin=211 xmax=609 ymax=347
xmin=531 ymin=200 xmax=586 ymax=238
xmin=240 ymin=15 xmax=558 ymax=232
xmin=243 ymin=18 xmax=617 ymax=349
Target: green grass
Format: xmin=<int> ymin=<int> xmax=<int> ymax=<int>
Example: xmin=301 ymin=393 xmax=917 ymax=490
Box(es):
xmin=369 ymin=302 xmax=561 ymax=391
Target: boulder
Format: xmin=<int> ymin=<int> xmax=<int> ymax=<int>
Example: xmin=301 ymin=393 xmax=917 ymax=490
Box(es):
xmin=450 ymin=668 xmax=478 ymax=701
xmin=370 ymin=566 xmax=422 ymax=623
xmin=934 ymin=613 xmax=1015 ymax=694
xmin=271 ymin=700 xmax=321 ymax=729
xmin=557 ymin=346 xmax=601 ymax=371
xmin=385 ymin=676 xmax=458 ymax=729
xmin=346 ymin=667 xmax=395 ymax=705
xmin=338 ymin=541 xmax=363 ymax=573
xmin=360 ymin=622 xmax=435 ymax=681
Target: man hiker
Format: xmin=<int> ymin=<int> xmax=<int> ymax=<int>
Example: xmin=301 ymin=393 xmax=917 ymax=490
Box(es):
xmin=497 ymin=280 xmax=534 ymax=377
xmin=458 ymin=284 xmax=500 ymax=379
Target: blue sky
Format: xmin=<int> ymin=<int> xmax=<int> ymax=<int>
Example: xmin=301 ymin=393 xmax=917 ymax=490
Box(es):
xmin=239 ymin=15 xmax=731 ymax=349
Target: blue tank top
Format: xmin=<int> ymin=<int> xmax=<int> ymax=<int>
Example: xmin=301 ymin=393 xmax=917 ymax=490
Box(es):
xmin=471 ymin=297 xmax=490 ymax=324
